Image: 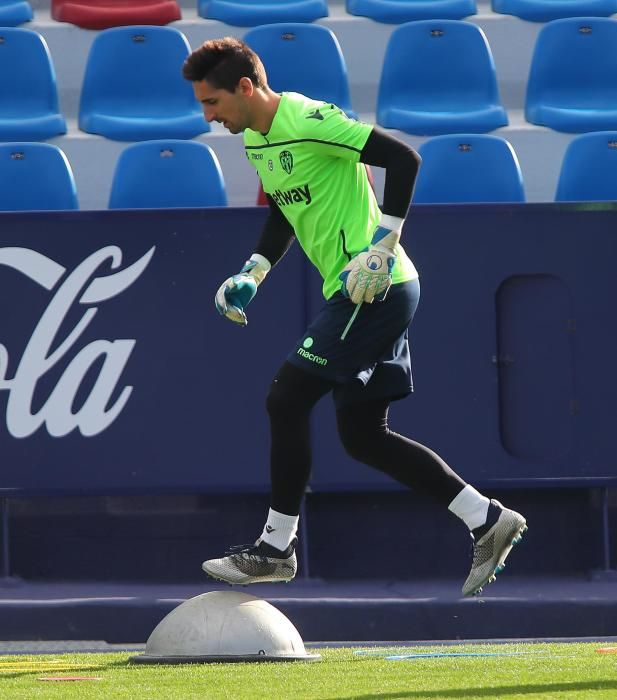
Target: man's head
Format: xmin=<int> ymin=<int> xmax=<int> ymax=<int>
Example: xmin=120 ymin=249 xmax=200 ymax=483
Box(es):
xmin=183 ymin=37 xmax=270 ymax=134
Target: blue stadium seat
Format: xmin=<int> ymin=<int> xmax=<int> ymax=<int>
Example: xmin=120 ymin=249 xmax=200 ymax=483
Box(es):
xmin=376 ymin=21 xmax=508 ymax=135
xmin=413 ymin=134 xmax=525 ymax=203
xmin=0 ymin=0 xmax=33 ymax=25
xmin=555 ymin=131 xmax=617 ymax=201
xmin=108 ymin=140 xmax=227 ymax=208
xmin=79 ymin=26 xmax=208 ymax=141
xmin=526 ymin=18 xmax=617 ymax=133
xmin=198 ymin=0 xmax=327 ymax=25
xmin=493 ymin=0 xmax=617 ymax=22
xmin=244 ymin=23 xmax=355 ymax=118
xmin=0 ymin=28 xmax=66 ymax=141
xmin=346 ymin=0 xmax=476 ymax=23
xmin=0 ymin=143 xmax=78 ymax=211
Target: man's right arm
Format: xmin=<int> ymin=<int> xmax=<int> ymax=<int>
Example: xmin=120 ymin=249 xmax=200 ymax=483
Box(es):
xmin=214 ymin=194 xmax=295 ymax=325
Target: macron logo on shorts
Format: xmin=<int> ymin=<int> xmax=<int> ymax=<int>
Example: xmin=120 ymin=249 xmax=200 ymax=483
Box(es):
xmin=297 ymin=337 xmax=328 ymax=366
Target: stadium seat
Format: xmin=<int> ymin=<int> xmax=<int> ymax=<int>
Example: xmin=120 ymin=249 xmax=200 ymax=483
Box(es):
xmin=0 ymin=28 xmax=66 ymax=141
xmin=346 ymin=0 xmax=476 ymax=23
xmin=108 ymin=140 xmax=227 ymax=209
xmin=555 ymin=131 xmax=617 ymax=201
xmin=51 ymin=0 xmax=181 ymax=30
xmin=0 ymin=0 xmax=33 ymax=25
xmin=413 ymin=134 xmax=525 ymax=203
xmin=376 ymin=21 xmax=508 ymax=135
xmin=198 ymin=0 xmax=327 ymax=26
xmin=0 ymin=143 xmax=78 ymax=211
xmin=525 ymin=18 xmax=617 ymax=133
xmin=244 ymin=24 xmax=355 ymax=118
xmin=492 ymin=0 xmax=617 ymax=22
xmin=79 ymin=26 xmax=208 ymax=142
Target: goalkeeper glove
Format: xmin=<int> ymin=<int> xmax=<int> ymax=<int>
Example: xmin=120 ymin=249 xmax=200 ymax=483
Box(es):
xmin=339 ymin=216 xmax=402 ymax=304
xmin=215 ymin=253 xmax=270 ymax=326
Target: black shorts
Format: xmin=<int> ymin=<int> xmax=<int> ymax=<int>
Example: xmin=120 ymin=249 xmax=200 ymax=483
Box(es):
xmin=287 ymin=279 xmax=420 ymax=408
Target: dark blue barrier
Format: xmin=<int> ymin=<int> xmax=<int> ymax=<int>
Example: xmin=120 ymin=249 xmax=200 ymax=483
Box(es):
xmin=0 ymin=208 xmax=304 ymax=494
xmin=0 ymin=203 xmax=616 ymax=495
xmin=310 ymin=203 xmax=617 ymax=489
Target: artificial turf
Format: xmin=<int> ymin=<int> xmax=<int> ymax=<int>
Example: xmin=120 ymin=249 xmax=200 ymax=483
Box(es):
xmin=1 ymin=642 xmax=616 ymax=699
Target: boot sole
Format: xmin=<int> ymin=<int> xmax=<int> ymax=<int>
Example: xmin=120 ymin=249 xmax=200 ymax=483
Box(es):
xmin=202 ymin=563 xmax=295 ymax=586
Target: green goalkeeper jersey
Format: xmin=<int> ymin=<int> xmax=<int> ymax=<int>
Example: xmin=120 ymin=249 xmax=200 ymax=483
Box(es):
xmin=243 ymin=92 xmax=418 ymax=299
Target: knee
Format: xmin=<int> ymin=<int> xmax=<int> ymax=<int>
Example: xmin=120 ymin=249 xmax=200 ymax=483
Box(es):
xmin=266 ymin=378 xmax=289 ymax=420
xmin=337 ymin=410 xmax=386 ymax=462
xmin=338 ymin=422 xmax=365 ymax=461
xmin=266 ymin=375 xmax=306 ymax=421
xmin=266 ymin=362 xmax=332 ymax=421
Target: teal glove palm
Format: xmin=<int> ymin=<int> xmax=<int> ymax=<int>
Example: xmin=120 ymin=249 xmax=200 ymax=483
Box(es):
xmin=339 ymin=225 xmax=400 ymax=304
xmin=215 ymin=255 xmax=270 ymax=326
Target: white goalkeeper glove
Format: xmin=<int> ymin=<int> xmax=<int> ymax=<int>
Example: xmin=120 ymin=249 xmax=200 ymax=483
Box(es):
xmin=339 ymin=215 xmax=403 ymax=304
xmin=215 ymin=253 xmax=270 ymax=326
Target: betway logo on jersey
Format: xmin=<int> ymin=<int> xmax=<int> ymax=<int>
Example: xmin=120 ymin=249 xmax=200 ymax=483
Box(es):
xmin=270 ymin=184 xmax=312 ymax=207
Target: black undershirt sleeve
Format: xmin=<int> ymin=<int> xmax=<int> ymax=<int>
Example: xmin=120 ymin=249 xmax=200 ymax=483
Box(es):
xmin=253 ymin=194 xmax=296 ymax=267
xmin=360 ymin=126 xmax=421 ymax=219
xmin=254 ymin=127 xmax=419 ymax=265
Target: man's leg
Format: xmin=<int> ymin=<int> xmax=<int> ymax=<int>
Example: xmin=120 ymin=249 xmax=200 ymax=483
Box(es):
xmin=202 ymin=362 xmax=333 ymax=584
xmin=336 ymin=399 xmax=527 ymax=596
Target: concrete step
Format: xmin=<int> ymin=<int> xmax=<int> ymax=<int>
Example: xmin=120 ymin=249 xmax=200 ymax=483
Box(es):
xmin=1 ymin=576 xmax=616 ymax=643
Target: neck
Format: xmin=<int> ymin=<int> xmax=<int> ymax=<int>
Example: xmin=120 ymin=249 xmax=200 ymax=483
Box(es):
xmin=249 ymin=88 xmax=281 ymax=134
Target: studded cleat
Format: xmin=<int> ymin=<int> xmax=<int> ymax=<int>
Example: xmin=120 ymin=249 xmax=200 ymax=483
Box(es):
xmin=462 ymin=500 xmax=527 ymax=597
xmin=202 ymin=538 xmax=297 ymax=585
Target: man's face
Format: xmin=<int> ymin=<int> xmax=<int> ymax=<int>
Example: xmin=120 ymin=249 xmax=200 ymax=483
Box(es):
xmin=193 ymin=79 xmax=252 ymax=134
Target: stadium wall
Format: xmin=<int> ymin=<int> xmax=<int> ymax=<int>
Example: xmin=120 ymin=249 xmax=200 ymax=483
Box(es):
xmin=1 ymin=203 xmax=615 ymax=582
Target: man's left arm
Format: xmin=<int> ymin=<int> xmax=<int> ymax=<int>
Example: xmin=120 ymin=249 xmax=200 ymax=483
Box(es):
xmin=360 ymin=125 xmax=421 ymax=221
xmin=339 ymin=127 xmax=421 ymax=304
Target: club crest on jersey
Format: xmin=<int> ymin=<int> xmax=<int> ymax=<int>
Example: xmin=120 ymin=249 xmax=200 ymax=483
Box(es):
xmin=279 ymin=150 xmax=293 ymax=175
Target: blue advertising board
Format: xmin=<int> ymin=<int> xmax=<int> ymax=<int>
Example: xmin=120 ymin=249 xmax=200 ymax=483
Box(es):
xmin=0 ymin=203 xmax=616 ymax=495
xmin=309 ymin=203 xmax=617 ymax=489
xmin=0 ymin=208 xmax=304 ymax=494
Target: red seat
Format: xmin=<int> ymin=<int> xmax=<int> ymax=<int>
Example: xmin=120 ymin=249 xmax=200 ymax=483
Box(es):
xmin=52 ymin=0 xmax=181 ymax=29
xmin=257 ymin=182 xmax=268 ymax=206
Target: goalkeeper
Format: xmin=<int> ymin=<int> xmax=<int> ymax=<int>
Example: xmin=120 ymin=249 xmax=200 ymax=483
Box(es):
xmin=183 ymin=37 xmax=526 ymax=597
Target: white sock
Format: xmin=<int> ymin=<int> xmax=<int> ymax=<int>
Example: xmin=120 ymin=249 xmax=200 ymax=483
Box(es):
xmin=260 ymin=508 xmax=299 ymax=551
xmin=448 ymin=485 xmax=490 ymax=531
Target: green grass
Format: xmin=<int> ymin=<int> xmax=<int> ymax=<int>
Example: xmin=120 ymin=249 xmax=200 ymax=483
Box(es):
xmin=1 ymin=643 xmax=617 ymax=699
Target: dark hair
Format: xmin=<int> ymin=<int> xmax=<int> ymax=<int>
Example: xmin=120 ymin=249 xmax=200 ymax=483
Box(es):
xmin=182 ymin=37 xmax=267 ymax=92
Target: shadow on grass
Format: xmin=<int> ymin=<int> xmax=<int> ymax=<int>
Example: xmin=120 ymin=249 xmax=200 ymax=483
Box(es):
xmin=334 ymin=680 xmax=617 ymax=699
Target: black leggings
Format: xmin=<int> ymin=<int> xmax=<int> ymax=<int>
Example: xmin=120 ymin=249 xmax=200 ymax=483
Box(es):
xmin=266 ymin=362 xmax=467 ymax=515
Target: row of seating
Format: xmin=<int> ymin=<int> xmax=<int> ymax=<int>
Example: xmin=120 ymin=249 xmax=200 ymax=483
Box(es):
xmin=3 ymin=19 xmax=617 ymax=142
xmin=3 ymin=0 xmax=616 ymax=28
xmin=0 ymin=140 xmax=226 ymax=210
xmin=414 ymin=131 xmax=617 ymax=202
xmin=1 ymin=132 xmax=614 ymax=211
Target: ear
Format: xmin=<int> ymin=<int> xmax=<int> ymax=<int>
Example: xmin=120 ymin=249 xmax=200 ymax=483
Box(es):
xmin=237 ymin=77 xmax=254 ymax=97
